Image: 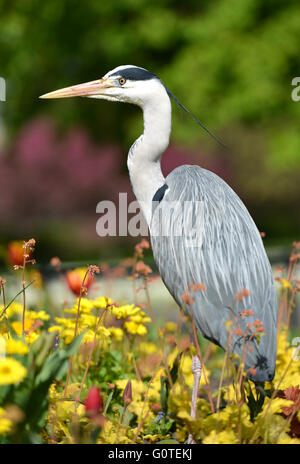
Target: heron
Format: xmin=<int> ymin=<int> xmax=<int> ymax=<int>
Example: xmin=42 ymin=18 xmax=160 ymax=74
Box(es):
xmin=40 ymin=65 xmax=278 ymax=433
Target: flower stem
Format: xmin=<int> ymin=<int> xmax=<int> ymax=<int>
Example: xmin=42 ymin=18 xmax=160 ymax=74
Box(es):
xmin=64 ymin=268 xmax=91 ymax=398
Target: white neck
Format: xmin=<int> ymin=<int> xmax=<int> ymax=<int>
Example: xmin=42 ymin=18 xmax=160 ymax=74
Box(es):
xmin=127 ymin=85 xmax=171 ymax=225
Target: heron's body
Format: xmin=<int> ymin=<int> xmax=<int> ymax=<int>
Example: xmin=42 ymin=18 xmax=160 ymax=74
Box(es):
xmin=41 ymin=64 xmax=278 ymax=383
xmin=151 ymin=165 xmax=277 ymax=381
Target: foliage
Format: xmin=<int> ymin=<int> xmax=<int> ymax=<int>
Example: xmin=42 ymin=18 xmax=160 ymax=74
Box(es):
xmin=0 ymin=239 xmax=299 ymax=444
xmin=0 ymin=0 xmax=300 ymax=242
xmin=1 ymin=0 xmax=300 ymax=143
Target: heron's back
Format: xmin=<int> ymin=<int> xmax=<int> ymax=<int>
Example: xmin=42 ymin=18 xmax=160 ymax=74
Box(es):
xmin=150 ymin=165 xmax=278 ymax=382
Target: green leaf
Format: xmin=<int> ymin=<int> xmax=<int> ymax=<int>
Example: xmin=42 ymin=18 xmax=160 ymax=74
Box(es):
xmin=104 ymin=389 xmax=114 ymax=415
xmin=157 ymin=439 xmax=179 ymax=444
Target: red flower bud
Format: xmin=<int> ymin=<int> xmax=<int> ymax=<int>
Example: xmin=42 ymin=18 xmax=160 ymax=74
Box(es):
xmin=84 ymin=387 xmax=103 ymax=415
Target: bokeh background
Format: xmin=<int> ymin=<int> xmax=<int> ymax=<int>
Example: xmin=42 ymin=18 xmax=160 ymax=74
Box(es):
xmin=0 ymin=0 xmax=299 ymax=264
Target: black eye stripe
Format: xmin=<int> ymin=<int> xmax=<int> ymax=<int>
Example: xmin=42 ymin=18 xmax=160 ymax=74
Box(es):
xmin=110 ymin=67 xmax=158 ymax=82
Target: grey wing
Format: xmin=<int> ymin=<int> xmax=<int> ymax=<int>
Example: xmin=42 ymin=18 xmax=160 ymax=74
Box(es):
xmin=150 ymin=165 xmax=278 ymax=382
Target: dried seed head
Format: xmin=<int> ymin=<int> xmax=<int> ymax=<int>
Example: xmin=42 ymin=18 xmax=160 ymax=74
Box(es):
xmin=88 ymin=265 xmax=100 ymax=276
xmin=135 ymin=261 xmax=152 ymax=277
xmin=50 ymin=256 xmax=61 ymax=272
xmin=189 ymin=282 xmax=206 ymax=292
xmin=181 ymin=290 xmax=195 ymax=306
xmin=235 ymin=288 xmax=250 ymax=301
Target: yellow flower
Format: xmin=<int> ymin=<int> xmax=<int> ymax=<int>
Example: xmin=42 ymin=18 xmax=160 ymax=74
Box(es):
xmin=108 ymin=327 xmax=124 ymax=342
xmin=26 ymin=332 xmax=40 ymax=345
xmin=10 ymin=319 xmax=40 ymax=345
xmin=61 ymin=328 xmax=75 ymax=344
xmin=5 ymin=339 xmax=29 ymax=355
xmin=0 ymin=357 xmax=27 ymax=385
xmin=165 ymin=321 xmax=177 ymax=332
xmin=26 ymin=310 xmax=50 ymax=321
xmin=112 ymin=304 xmax=140 ymax=319
xmin=94 ymin=296 xmax=113 ymax=309
xmin=72 ymin=297 xmax=95 ymax=313
xmin=82 ymin=330 xmax=96 ymax=343
xmin=124 ymin=321 xmax=147 ymax=335
xmin=11 ymin=319 xmax=34 ymax=336
xmin=54 ymin=317 xmax=74 ymax=328
xmin=80 ymin=313 xmax=98 ymax=328
xmin=280 ymin=278 xmax=292 ymax=289
xmin=48 ymin=325 xmax=62 ymax=333
xmin=129 ymin=314 xmax=151 ymax=324
xmin=0 ymin=408 xmax=12 ymax=436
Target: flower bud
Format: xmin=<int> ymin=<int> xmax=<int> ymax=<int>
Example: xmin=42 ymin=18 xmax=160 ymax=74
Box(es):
xmin=123 ymin=380 xmax=132 ymax=405
xmin=84 ymin=386 xmax=103 ymax=415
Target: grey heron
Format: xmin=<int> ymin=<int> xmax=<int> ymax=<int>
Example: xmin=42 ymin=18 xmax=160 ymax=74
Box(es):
xmin=40 ymin=65 xmax=278 ymax=429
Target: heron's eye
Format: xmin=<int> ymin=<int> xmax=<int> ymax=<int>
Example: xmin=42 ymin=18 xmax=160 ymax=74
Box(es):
xmin=119 ymin=77 xmax=126 ymax=86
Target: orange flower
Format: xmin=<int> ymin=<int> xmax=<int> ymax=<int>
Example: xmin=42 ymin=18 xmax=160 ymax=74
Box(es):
xmin=7 ymin=239 xmax=36 ymax=269
xmin=7 ymin=241 xmax=27 ymax=266
xmin=66 ymin=267 xmax=94 ymax=296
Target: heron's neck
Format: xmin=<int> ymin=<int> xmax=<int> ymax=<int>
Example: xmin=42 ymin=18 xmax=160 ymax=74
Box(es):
xmin=127 ymin=92 xmax=171 ymax=225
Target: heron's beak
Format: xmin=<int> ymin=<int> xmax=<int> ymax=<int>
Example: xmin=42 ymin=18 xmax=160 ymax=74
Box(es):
xmin=39 ymin=77 xmax=115 ymax=99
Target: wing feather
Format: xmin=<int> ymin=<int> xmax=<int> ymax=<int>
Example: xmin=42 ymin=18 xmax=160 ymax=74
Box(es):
xmin=150 ymin=165 xmax=278 ymax=381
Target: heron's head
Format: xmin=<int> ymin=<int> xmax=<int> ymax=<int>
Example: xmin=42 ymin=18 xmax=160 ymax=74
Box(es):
xmin=40 ymin=65 xmax=224 ymax=146
xmin=39 ymin=65 xmax=166 ymax=108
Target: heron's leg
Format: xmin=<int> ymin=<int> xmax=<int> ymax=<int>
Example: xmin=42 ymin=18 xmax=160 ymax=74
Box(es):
xmin=187 ymin=354 xmax=202 ymax=444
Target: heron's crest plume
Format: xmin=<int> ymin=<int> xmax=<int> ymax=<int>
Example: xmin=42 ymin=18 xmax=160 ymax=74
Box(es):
xmin=165 ymin=88 xmax=226 ymax=148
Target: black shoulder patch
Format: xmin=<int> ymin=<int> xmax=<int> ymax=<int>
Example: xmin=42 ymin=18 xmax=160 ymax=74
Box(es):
xmin=152 ymin=184 xmax=168 ymax=204
xmin=110 ymin=67 xmax=158 ymax=82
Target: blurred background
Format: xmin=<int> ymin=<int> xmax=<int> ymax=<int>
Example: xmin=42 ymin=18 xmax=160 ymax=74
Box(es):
xmin=0 ymin=0 xmax=299 ymax=265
